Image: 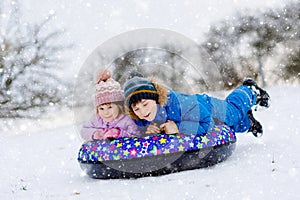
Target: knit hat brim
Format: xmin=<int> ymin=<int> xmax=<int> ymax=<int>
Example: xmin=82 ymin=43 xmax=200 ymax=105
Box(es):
xmin=95 ymin=91 xmax=124 ymax=107
xmin=124 ymin=76 xmax=159 ymax=109
xmin=126 ymin=90 xmax=158 ymax=109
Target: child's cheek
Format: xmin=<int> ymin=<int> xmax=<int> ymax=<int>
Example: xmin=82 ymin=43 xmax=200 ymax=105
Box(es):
xmin=136 ymin=111 xmax=142 ymax=119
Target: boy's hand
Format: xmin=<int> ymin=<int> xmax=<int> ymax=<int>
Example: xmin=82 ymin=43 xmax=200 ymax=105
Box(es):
xmin=145 ymin=123 xmax=161 ymax=134
xmin=160 ymin=120 xmax=179 ymax=134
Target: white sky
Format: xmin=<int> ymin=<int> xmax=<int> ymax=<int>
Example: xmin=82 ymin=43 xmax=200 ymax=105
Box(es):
xmin=19 ymin=0 xmax=291 ymax=76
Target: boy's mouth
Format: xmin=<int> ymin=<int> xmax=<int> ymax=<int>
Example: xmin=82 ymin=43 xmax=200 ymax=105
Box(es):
xmin=144 ymin=113 xmax=150 ymax=119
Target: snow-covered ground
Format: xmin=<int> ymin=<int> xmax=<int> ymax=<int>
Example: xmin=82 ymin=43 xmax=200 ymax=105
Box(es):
xmin=1 ymin=85 xmax=299 ymax=200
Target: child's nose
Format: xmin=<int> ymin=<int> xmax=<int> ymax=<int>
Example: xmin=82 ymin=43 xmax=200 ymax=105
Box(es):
xmin=140 ymin=110 xmax=147 ymax=116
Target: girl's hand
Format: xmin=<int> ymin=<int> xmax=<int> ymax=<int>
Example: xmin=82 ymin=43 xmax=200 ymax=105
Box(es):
xmin=145 ymin=123 xmax=161 ymax=134
xmin=92 ymin=129 xmax=106 ymax=140
xmin=160 ymin=120 xmax=179 ymax=134
xmin=104 ymin=128 xmax=121 ymax=139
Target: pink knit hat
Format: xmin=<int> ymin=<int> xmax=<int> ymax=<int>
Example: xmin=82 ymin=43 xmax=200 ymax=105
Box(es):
xmin=95 ymin=78 xmax=124 ymax=106
xmin=94 ymin=70 xmax=124 ymax=107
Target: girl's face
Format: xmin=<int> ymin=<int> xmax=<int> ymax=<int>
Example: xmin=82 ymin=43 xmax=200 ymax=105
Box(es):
xmin=132 ymin=99 xmax=157 ymax=121
xmin=97 ymin=103 xmax=120 ymax=122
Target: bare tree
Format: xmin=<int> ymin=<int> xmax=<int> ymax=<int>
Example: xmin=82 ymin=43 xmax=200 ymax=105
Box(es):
xmin=269 ymin=1 xmax=300 ymax=83
xmin=201 ymin=19 xmax=243 ymax=89
xmin=0 ymin=1 xmax=70 ymax=118
xmin=201 ymin=1 xmax=300 ymax=88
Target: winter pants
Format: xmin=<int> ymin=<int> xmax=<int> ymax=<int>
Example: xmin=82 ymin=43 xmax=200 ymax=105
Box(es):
xmin=210 ymin=86 xmax=256 ymax=133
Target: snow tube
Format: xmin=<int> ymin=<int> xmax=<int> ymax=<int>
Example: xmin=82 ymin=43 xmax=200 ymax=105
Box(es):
xmin=77 ymin=124 xmax=236 ymax=179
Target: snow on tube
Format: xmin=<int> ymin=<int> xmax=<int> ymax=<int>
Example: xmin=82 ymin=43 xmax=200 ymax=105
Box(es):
xmin=77 ymin=124 xmax=236 ymax=179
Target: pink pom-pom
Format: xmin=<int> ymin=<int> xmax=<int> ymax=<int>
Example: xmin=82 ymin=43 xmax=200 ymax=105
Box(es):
xmin=96 ymin=69 xmax=112 ymax=83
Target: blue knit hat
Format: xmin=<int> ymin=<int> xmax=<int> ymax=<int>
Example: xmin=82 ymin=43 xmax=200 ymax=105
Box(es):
xmin=124 ymin=75 xmax=158 ymax=109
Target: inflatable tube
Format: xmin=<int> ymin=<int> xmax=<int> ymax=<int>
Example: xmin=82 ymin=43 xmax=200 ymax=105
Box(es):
xmin=77 ymin=124 xmax=236 ymax=179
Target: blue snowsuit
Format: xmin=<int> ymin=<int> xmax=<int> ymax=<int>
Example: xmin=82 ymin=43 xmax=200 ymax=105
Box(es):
xmin=135 ymin=85 xmax=256 ymax=135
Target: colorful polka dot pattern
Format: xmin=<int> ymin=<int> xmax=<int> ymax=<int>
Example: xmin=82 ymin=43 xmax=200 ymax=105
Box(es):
xmin=78 ymin=124 xmax=236 ymax=162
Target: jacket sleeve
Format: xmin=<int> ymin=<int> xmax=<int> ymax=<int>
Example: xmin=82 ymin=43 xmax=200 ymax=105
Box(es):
xmin=118 ymin=116 xmax=141 ymax=138
xmin=167 ymin=92 xmax=212 ymax=135
xmin=80 ymin=114 xmax=103 ymax=141
xmin=178 ymin=105 xmax=212 ymax=135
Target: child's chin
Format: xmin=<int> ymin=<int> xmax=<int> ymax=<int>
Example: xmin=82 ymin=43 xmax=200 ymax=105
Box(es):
xmin=145 ymin=116 xmax=155 ymax=121
xmin=103 ymin=117 xmax=114 ymax=122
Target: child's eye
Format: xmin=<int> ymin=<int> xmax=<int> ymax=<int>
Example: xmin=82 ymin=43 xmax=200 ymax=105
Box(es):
xmin=99 ymin=107 xmax=104 ymax=110
xmin=143 ymin=103 xmax=148 ymax=106
xmin=133 ymin=108 xmax=139 ymax=112
xmin=108 ymin=106 xmax=113 ymax=109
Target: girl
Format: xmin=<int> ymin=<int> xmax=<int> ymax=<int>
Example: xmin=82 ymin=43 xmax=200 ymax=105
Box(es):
xmin=123 ymin=72 xmax=270 ymax=137
xmin=80 ymin=70 xmax=141 ymax=141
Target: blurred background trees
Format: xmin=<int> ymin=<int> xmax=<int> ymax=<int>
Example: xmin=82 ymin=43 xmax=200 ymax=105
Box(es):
xmin=201 ymin=1 xmax=300 ymax=88
xmin=1 ymin=0 xmax=299 ymax=118
xmin=0 ymin=1 xmax=70 ymax=118
xmin=111 ymin=1 xmax=299 ymax=91
xmin=112 ymin=48 xmax=189 ymax=92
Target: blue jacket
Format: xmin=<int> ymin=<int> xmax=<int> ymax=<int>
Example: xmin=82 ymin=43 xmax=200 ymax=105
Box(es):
xmin=135 ymin=90 xmax=213 ymax=135
xmin=135 ymin=86 xmax=256 ymax=135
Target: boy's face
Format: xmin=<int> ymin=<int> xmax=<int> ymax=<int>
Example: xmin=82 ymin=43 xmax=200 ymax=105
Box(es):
xmin=132 ymin=99 xmax=157 ymax=121
xmin=97 ymin=103 xmax=120 ymax=122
